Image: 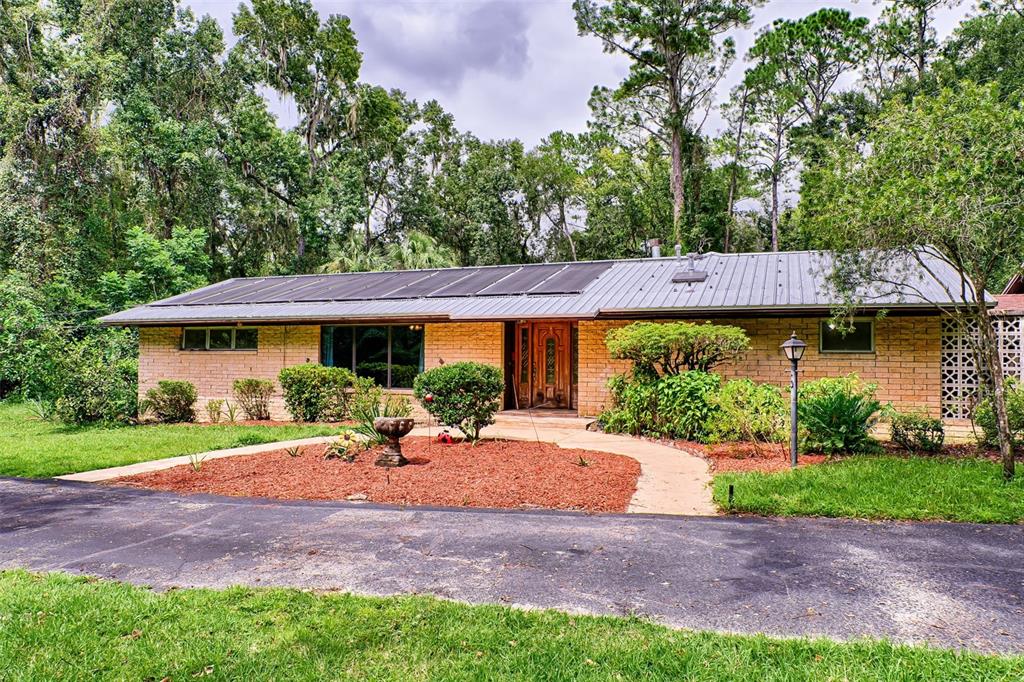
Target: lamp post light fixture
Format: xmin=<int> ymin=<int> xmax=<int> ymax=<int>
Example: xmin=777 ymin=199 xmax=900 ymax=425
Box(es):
xmin=780 ymin=332 xmax=807 ymax=468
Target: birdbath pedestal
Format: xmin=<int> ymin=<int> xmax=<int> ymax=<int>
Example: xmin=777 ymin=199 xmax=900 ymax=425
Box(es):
xmin=373 ymin=417 xmax=415 ymax=467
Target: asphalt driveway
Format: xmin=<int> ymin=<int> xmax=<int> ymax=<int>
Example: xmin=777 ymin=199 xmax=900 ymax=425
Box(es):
xmin=1 ymin=477 xmax=1022 ymax=654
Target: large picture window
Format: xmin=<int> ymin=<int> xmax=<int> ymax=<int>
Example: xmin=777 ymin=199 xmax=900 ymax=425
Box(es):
xmin=321 ymin=325 xmax=424 ymax=389
xmin=181 ymin=327 xmax=258 ymax=351
xmin=819 ymin=320 xmax=874 ymax=353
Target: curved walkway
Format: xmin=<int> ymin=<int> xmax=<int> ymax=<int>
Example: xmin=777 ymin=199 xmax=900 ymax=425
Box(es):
xmin=58 ymin=418 xmax=715 ymax=516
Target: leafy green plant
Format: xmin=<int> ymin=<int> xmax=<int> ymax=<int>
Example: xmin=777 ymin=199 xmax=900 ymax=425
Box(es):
xmin=278 ymin=364 xmax=355 ymax=421
xmin=141 ymin=380 xmax=198 ymax=423
xmin=600 ymin=370 xmax=721 ymax=442
xmin=349 ymin=378 xmax=413 ymax=445
xmin=50 ymin=332 xmax=138 ymax=426
xmin=286 ymin=445 xmax=301 ymax=458
xmin=232 ymin=378 xmax=274 ymax=421
xmin=224 ymin=401 xmax=239 ymax=423
xmin=888 ymin=409 xmax=945 ymax=453
xmin=25 ymin=398 xmax=54 ymax=422
xmin=205 ymin=399 xmax=224 ymax=424
xmin=605 ymin=321 xmax=750 ymax=375
xmin=187 ymin=452 xmax=207 ymax=472
xmin=706 ymin=379 xmax=787 ymax=444
xmin=798 ymin=375 xmax=881 ymax=454
xmin=973 ymin=377 xmax=1024 ymax=448
xmin=413 ymin=362 xmax=503 ymax=442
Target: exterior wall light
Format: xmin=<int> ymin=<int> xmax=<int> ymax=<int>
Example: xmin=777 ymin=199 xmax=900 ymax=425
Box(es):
xmin=780 ymin=332 xmax=807 ymax=468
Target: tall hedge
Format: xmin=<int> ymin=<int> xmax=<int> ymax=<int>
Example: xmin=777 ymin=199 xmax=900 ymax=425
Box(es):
xmin=413 ymin=362 xmax=503 ymax=441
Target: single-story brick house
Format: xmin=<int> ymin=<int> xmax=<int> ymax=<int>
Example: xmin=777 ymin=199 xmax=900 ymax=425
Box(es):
xmin=100 ymin=250 xmax=1012 ymax=426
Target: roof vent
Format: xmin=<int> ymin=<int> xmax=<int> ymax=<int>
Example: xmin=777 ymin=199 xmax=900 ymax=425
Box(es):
xmin=671 ymin=252 xmax=708 ymax=283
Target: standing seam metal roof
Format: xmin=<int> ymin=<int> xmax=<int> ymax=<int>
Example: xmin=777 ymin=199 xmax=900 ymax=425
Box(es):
xmin=98 ymin=249 xmax=983 ymax=326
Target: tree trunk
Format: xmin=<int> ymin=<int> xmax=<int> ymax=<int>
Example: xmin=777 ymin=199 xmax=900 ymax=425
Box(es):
xmin=976 ymin=307 xmax=1015 ymax=479
xmin=670 ymin=126 xmax=686 ymax=247
xmin=559 ymin=200 xmax=577 ymax=261
xmin=725 ymin=89 xmax=749 ymax=254
xmin=770 ymin=172 xmax=780 ymax=252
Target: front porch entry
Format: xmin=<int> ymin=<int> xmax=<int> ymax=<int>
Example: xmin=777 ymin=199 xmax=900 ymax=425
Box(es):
xmin=505 ymin=321 xmax=578 ymax=410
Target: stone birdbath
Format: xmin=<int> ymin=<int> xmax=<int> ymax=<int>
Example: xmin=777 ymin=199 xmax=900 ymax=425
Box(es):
xmin=373 ymin=417 xmax=416 ymax=467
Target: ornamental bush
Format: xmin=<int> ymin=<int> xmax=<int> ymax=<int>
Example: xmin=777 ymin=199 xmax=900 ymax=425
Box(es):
xmin=798 ymin=374 xmax=881 ymax=454
xmin=973 ymin=378 xmax=1024 ymax=447
xmin=52 ymin=333 xmax=138 ymax=425
xmin=889 ymin=409 xmax=945 ymax=453
xmin=605 ymin=321 xmax=749 ymax=376
xmin=600 ymin=370 xmax=721 ymax=442
xmin=413 ymin=362 xmax=503 ymax=441
xmin=232 ymin=378 xmax=274 ymax=421
xmin=706 ymin=379 xmax=787 ymax=444
xmin=142 ymin=380 xmax=198 ymax=423
xmin=278 ymin=364 xmax=356 ymax=421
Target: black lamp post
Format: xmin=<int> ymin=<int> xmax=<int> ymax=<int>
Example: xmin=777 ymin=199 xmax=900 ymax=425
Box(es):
xmin=780 ymin=332 xmax=807 ymax=468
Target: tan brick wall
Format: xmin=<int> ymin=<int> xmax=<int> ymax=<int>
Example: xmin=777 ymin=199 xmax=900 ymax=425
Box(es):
xmin=138 ymin=326 xmax=319 ymax=421
xmin=423 ymin=322 xmax=504 ymax=370
xmin=576 ymin=316 xmax=942 ymax=418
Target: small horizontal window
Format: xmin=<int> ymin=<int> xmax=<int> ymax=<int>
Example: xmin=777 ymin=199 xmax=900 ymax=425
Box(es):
xmin=180 ymin=327 xmax=259 ymax=351
xmin=820 ymin=320 xmax=874 ymax=353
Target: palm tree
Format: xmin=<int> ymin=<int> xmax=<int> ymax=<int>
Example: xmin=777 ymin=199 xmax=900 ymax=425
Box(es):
xmin=386 ymin=231 xmax=456 ymax=270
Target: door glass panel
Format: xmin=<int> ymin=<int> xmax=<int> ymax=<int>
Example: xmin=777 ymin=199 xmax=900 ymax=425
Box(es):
xmin=519 ymin=328 xmax=529 ymax=384
xmin=571 ymin=326 xmax=578 ymax=386
xmin=545 ymin=337 xmax=556 ymax=383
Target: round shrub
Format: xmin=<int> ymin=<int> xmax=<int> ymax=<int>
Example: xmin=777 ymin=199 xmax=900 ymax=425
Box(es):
xmin=413 ymin=361 xmax=503 ymax=441
xmin=605 ymin=321 xmax=750 ymax=374
xmin=706 ymin=379 xmax=786 ymax=443
xmin=232 ymin=378 xmax=274 ymax=421
xmin=889 ymin=410 xmax=945 ymax=452
xmin=278 ymin=364 xmax=356 ymax=421
xmin=143 ymin=380 xmax=198 ymax=423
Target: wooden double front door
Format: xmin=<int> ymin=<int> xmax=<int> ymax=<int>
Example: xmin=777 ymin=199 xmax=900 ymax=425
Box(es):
xmin=513 ymin=321 xmax=576 ymax=409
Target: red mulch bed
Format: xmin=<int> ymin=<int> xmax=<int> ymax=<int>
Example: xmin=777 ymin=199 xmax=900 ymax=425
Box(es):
xmin=661 ymin=440 xmax=829 ymax=473
xmin=111 ymin=437 xmax=640 ymax=512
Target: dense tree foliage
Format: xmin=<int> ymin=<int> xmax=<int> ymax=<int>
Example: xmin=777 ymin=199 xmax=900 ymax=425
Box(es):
xmin=0 ymin=0 xmax=1022 ymax=414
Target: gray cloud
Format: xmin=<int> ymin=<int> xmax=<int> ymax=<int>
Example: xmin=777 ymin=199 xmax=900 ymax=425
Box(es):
xmin=347 ymin=1 xmax=530 ymax=92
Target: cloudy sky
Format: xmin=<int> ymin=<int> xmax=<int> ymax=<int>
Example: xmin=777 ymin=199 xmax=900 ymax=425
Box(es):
xmin=189 ymin=0 xmax=974 ymax=146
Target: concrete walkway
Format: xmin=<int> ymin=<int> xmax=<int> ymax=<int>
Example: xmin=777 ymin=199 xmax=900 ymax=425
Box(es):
xmin=57 ymin=416 xmax=714 ymax=515
xmin=414 ymin=414 xmax=714 ymax=515
xmin=56 ymin=436 xmax=338 ymax=483
xmin=2 ymin=477 xmax=1022 ymax=654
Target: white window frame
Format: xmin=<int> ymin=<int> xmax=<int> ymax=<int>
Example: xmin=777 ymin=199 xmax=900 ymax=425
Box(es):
xmin=181 ymin=327 xmax=258 ymax=351
xmin=819 ymin=319 xmax=875 ymax=354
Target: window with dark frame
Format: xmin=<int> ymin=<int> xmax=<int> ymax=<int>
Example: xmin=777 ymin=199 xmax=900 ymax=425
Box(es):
xmin=321 ymin=325 xmax=424 ymax=389
xmin=181 ymin=327 xmax=259 ymax=351
xmin=819 ymin=320 xmax=874 ymax=353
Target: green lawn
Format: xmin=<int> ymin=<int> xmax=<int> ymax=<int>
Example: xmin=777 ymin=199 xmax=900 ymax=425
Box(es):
xmin=0 ymin=403 xmax=338 ymax=478
xmin=714 ymin=456 xmax=1024 ymax=523
xmin=0 ymin=571 xmax=1019 ymax=681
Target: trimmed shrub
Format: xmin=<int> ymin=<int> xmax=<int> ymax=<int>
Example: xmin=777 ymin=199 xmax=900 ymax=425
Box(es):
xmin=413 ymin=361 xmax=503 ymax=441
xmin=232 ymin=378 xmax=273 ymax=421
xmin=706 ymin=379 xmax=787 ymax=444
xmin=973 ymin=378 xmax=1024 ymax=447
xmin=798 ymin=375 xmax=881 ymax=454
xmin=605 ymin=321 xmax=750 ymax=375
xmin=205 ymin=399 xmax=224 ymax=423
xmin=889 ymin=410 xmax=944 ymax=453
xmin=142 ymin=380 xmax=198 ymax=423
xmin=600 ymin=370 xmax=721 ymax=442
xmin=278 ymin=364 xmax=356 ymax=421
